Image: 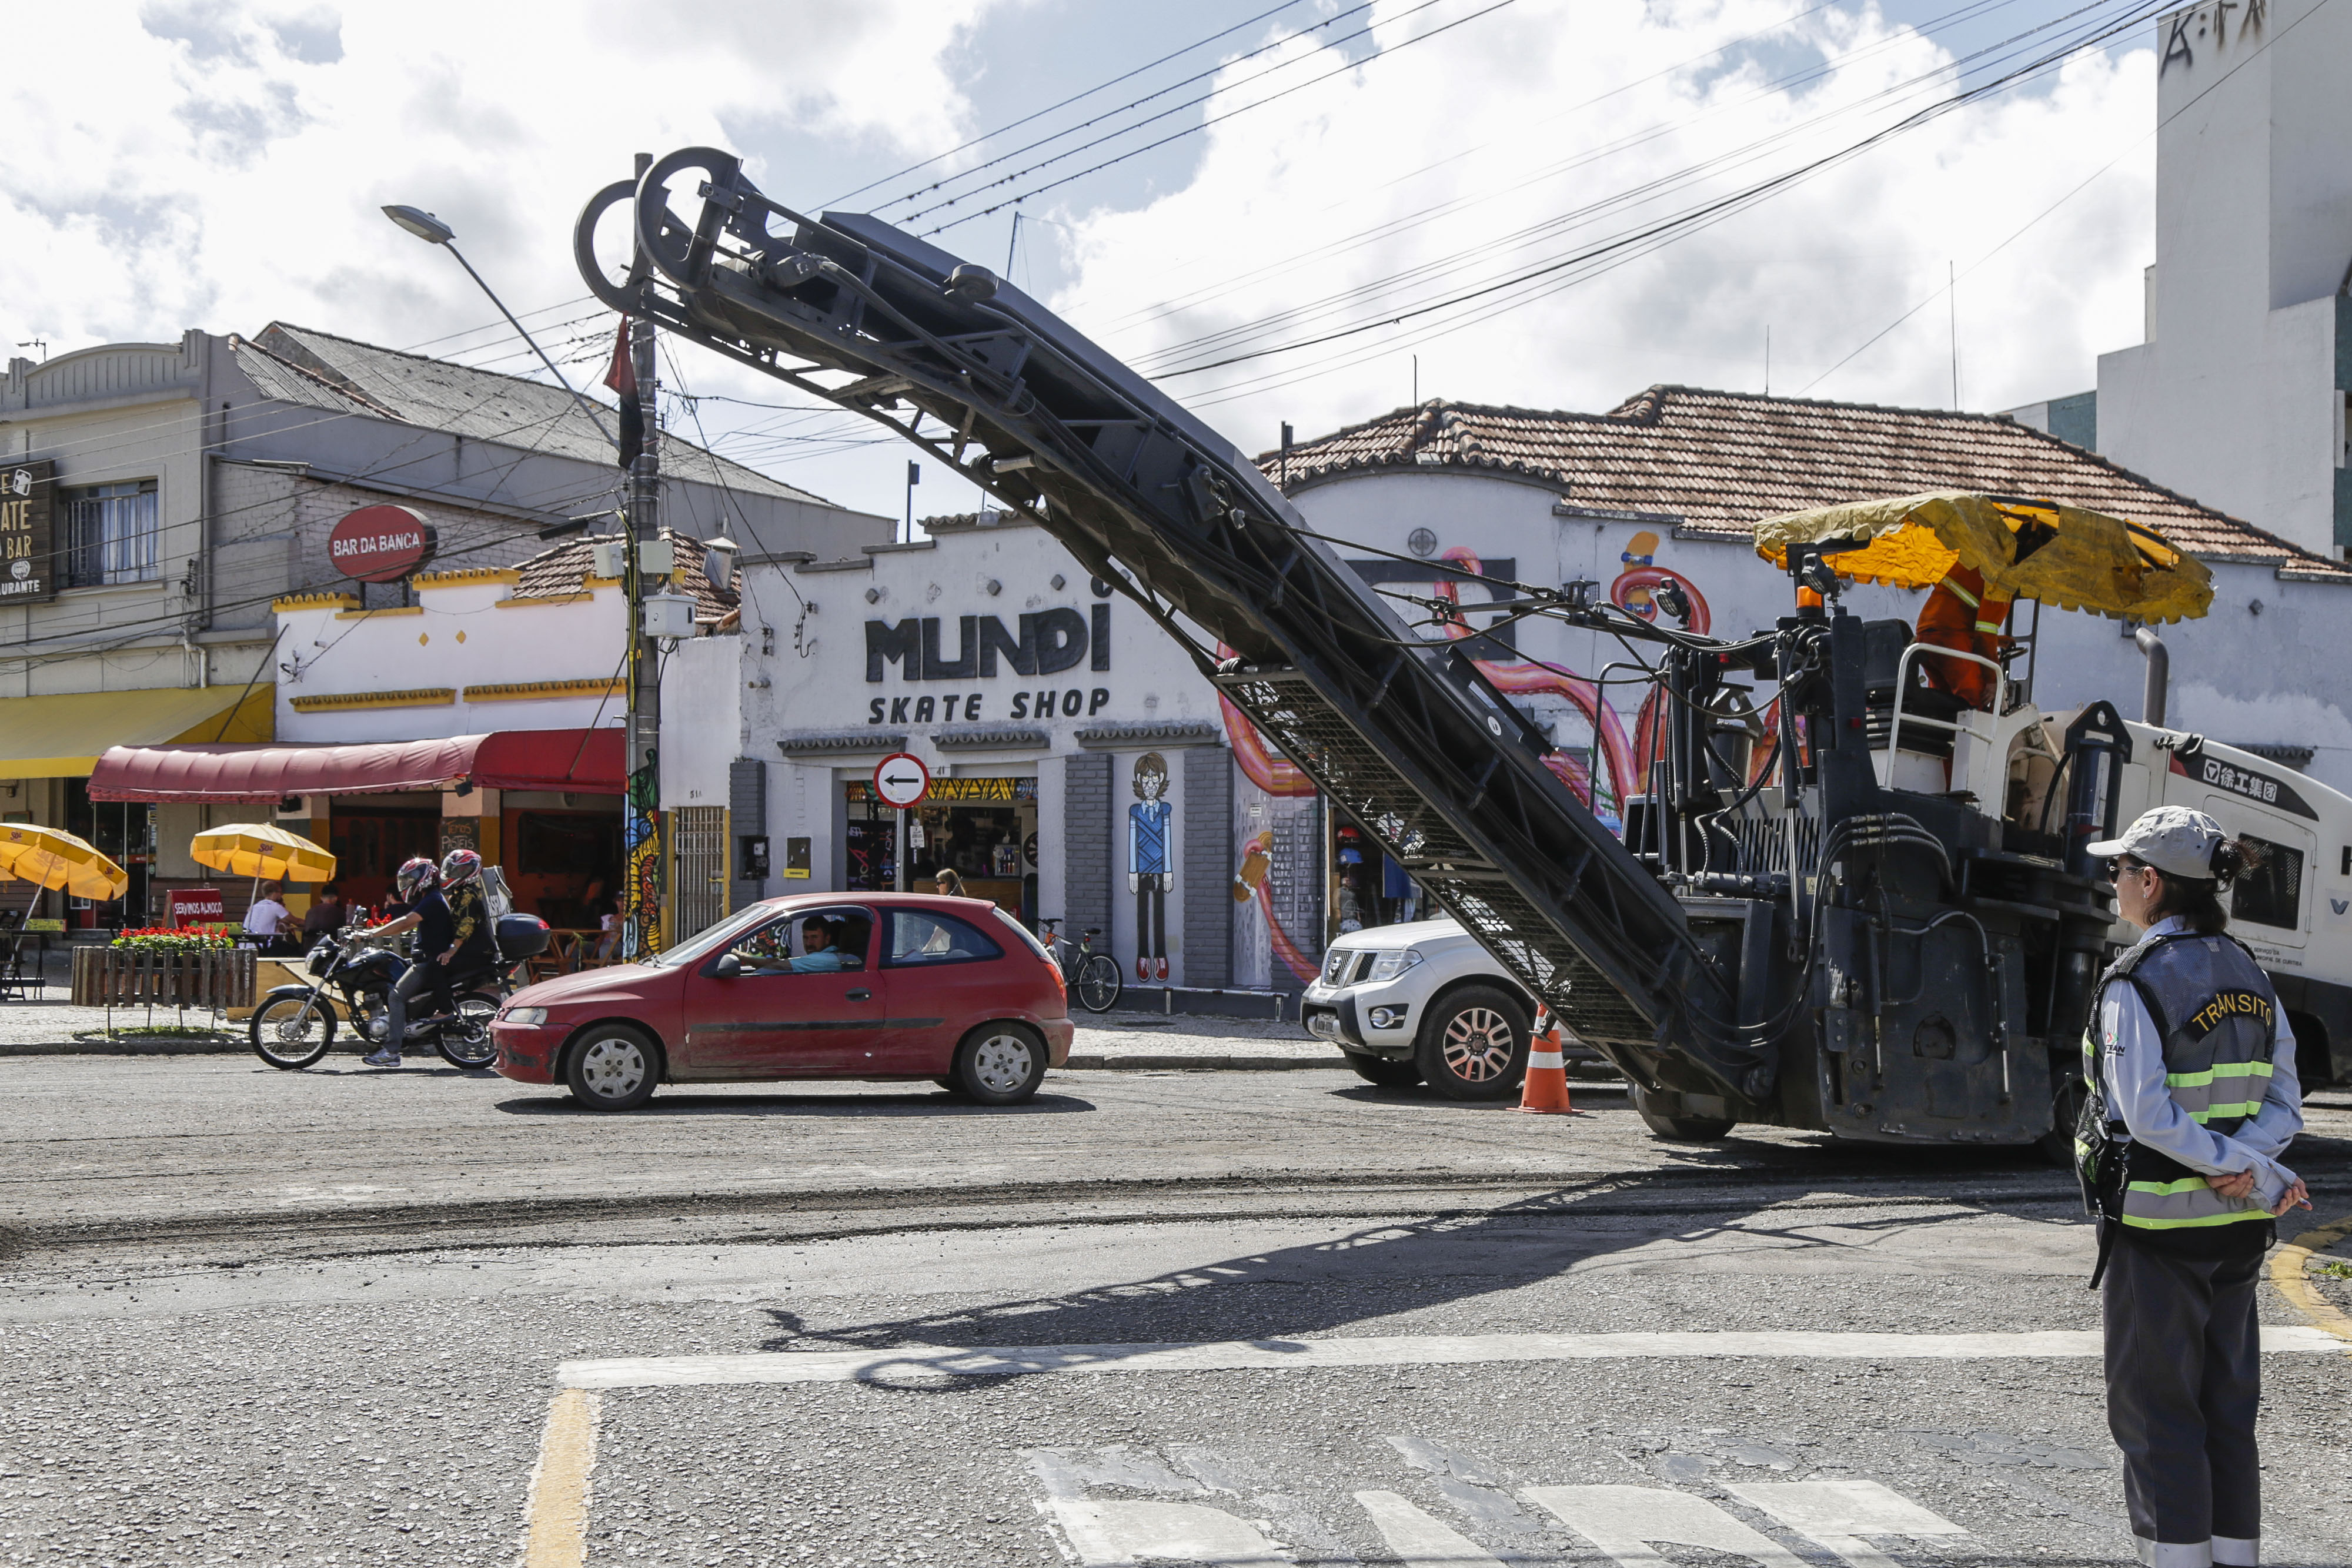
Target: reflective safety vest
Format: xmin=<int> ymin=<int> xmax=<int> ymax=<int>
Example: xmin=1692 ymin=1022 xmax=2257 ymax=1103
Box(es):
xmin=2076 ymin=930 xmax=2278 ymax=1256
xmin=1915 ymin=565 xmax=2011 ymax=710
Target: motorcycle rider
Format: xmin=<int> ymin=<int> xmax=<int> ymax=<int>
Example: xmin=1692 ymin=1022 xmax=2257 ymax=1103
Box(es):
xmin=355 ymin=853 xmax=494 ymax=1068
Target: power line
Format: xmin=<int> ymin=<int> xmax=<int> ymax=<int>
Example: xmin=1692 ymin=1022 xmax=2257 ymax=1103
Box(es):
xmin=821 ymin=1 xmax=1314 ymax=208
xmin=1802 ymin=0 xmax=2338 ymax=393
xmin=1148 ymin=0 xmax=2164 ymax=386
xmin=1083 ymin=0 xmax=2034 ymax=347
xmin=892 ymin=0 xmax=1412 ymax=223
xmin=918 ymin=0 xmax=1520 ymax=237
xmin=1129 ymin=0 xmax=2141 ymax=378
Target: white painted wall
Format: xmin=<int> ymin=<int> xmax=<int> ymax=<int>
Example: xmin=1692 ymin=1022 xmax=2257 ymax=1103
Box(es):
xmin=1288 ymin=468 xmax=2352 ymax=796
xmin=275 ymin=576 xmax=629 ymax=744
xmin=2096 ymin=0 xmax=2352 ymax=558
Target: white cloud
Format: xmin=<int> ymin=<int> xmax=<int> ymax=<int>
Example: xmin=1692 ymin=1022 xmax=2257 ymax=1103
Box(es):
xmin=0 ymin=2 xmax=1003 ymax=361
xmin=1038 ymin=0 xmax=2157 ymax=453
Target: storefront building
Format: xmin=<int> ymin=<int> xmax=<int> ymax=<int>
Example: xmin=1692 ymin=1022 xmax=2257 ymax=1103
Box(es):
xmin=663 ymin=511 xmax=1327 ymax=993
xmin=666 ymin=385 xmax=2352 ymax=1001
xmin=12 ymin=321 xmax=886 ymax=930
xmin=91 ymin=525 xmax=746 ymax=937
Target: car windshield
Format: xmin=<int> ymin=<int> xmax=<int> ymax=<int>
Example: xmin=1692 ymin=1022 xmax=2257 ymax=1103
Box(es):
xmin=642 ymin=904 xmax=780 ymax=968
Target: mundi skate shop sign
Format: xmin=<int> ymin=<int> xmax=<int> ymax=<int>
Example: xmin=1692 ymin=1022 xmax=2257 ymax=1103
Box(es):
xmin=0 ymin=460 xmax=56 ymax=602
xmin=864 ymin=605 xmax=1113 ymax=726
xmin=328 ymin=504 xmax=437 ymax=583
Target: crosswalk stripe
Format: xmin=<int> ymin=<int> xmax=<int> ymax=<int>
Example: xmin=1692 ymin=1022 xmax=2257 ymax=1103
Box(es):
xmin=556 ymin=1325 xmax=2345 ymax=1388
xmin=1355 ymin=1490 xmax=1509 ymax=1567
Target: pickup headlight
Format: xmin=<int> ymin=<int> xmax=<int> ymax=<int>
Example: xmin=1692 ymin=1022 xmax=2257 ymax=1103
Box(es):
xmin=1365 ymin=948 xmax=1425 ymax=983
xmin=501 ymin=1007 xmax=549 ymax=1025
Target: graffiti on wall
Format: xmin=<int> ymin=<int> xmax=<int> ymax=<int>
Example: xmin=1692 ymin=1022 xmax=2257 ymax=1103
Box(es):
xmin=623 ymin=754 xmax=663 ymax=958
xmin=1212 ymin=535 xmax=1725 ymax=981
xmin=1128 ymin=753 xmax=1173 ymax=982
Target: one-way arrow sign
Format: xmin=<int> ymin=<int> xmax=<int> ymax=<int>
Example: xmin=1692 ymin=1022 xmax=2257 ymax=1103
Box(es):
xmin=872 ymin=751 xmax=931 ymax=810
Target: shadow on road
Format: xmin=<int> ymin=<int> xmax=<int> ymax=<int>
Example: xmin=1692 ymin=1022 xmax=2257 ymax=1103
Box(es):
xmin=492 ymin=1089 xmax=1097 ymax=1118
xmin=749 ymin=1154 xmax=2096 ymax=1363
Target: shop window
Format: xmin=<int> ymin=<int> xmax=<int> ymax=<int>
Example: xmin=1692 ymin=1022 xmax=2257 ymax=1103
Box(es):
xmin=883 ymin=909 xmax=1003 ymax=968
xmin=2230 ymin=834 xmax=2303 ymax=930
xmin=61 ymin=480 xmax=159 ymax=588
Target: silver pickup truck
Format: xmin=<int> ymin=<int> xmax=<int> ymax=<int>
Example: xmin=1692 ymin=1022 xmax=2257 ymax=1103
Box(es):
xmin=1298 ymin=917 xmax=1603 ymax=1099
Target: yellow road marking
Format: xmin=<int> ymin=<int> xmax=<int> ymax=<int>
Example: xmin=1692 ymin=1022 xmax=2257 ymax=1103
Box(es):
xmin=523 ymin=1388 xmax=600 ymax=1567
xmin=2269 ymin=1211 xmax=2352 ymax=1347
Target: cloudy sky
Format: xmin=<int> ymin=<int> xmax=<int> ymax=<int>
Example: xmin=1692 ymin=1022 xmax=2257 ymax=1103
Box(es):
xmin=0 ymin=1 xmax=2159 ymax=522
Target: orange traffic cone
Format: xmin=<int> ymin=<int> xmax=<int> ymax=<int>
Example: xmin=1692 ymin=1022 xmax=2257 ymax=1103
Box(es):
xmin=1519 ymin=1007 xmax=1573 ymax=1114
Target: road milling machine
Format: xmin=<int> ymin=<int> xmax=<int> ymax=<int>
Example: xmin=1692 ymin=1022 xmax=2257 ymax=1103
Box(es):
xmin=577 ymin=148 xmax=2350 ymax=1154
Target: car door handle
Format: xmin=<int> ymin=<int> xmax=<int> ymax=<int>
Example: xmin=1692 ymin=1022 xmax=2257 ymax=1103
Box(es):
xmin=846 ymin=988 xmax=871 ymax=1001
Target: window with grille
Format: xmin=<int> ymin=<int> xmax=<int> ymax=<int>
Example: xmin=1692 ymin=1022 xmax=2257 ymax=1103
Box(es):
xmin=61 ymin=480 xmax=159 ymax=588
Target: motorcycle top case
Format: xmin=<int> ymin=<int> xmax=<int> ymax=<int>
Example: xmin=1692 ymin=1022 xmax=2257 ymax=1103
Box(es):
xmin=496 ymin=913 xmax=552 ymax=959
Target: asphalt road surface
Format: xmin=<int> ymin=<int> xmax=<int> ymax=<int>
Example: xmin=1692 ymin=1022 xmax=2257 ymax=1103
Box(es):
xmin=5 ymin=1054 xmax=2349 ymax=1566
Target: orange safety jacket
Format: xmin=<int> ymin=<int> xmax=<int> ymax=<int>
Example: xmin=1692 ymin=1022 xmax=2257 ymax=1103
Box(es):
xmin=1915 ymin=565 xmax=2010 ymax=711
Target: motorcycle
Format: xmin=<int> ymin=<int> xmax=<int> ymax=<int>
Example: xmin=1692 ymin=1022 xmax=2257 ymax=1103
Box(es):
xmin=248 ymin=926 xmax=533 ymax=1071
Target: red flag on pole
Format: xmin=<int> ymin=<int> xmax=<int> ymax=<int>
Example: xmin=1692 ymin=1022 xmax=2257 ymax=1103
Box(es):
xmin=603 ymin=319 xmax=642 ymax=470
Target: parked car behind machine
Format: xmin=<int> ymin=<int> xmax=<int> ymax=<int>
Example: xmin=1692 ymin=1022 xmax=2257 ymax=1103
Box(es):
xmin=1301 ymin=917 xmax=1604 ymax=1099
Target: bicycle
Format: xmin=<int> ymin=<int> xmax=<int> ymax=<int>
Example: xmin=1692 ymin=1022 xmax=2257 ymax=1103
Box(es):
xmin=1038 ymin=917 xmax=1122 ymax=1014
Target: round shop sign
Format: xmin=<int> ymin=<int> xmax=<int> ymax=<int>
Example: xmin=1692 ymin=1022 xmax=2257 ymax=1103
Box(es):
xmin=872 ymin=751 xmax=930 ymax=810
xmin=328 ymin=504 xmax=438 ymax=583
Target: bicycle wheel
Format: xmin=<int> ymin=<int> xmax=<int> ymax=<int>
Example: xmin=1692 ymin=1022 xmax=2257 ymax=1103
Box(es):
xmin=1073 ymin=952 xmax=1122 ymax=1014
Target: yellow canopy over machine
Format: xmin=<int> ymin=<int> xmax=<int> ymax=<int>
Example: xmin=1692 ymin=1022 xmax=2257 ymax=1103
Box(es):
xmin=189 ymin=823 xmax=337 ymax=884
xmin=1752 ymin=490 xmax=2213 ymax=624
xmin=0 ymin=824 xmax=129 ymax=901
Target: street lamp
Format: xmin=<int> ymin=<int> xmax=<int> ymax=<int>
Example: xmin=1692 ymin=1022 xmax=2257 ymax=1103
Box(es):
xmin=380 ymin=204 xmax=616 ymax=449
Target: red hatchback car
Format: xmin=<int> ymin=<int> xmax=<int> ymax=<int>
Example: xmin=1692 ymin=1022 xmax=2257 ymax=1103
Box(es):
xmin=490 ymin=893 xmax=1075 ymax=1111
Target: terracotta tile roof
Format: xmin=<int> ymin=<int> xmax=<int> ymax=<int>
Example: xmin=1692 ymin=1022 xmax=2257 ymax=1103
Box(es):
xmin=1261 ymin=386 xmax=2352 ymax=582
xmin=512 ymin=528 xmax=739 ymax=624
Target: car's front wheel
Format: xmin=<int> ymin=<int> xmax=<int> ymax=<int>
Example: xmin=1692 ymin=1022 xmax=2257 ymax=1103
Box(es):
xmin=953 ymin=1022 xmax=1047 ymax=1105
xmin=1414 ymin=987 xmax=1529 ymax=1101
xmin=564 ymin=1024 xmax=661 ymax=1112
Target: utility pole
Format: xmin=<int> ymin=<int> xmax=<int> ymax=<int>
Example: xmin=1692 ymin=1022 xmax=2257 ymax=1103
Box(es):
xmin=623 ymin=151 xmax=667 ymax=960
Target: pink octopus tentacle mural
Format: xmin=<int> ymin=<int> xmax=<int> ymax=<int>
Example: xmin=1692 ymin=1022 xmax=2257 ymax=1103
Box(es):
xmin=1431 ymin=548 xmax=1638 ymax=812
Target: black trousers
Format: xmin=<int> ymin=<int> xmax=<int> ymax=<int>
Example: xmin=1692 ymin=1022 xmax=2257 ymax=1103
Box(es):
xmin=2102 ymin=1233 xmax=2266 ymax=1563
xmin=383 ymin=961 xmax=454 ymax=1051
xmin=1134 ymin=876 xmax=1167 ymax=959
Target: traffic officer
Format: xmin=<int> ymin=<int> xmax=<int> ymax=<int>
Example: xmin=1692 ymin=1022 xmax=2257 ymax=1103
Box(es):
xmin=2080 ymin=805 xmax=2309 ymax=1567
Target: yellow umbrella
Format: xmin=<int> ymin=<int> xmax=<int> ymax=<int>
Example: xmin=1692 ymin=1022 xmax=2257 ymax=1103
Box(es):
xmin=1752 ymin=490 xmax=2214 ymax=624
xmin=190 ymin=823 xmax=337 ymax=884
xmin=0 ymin=824 xmax=129 ymax=901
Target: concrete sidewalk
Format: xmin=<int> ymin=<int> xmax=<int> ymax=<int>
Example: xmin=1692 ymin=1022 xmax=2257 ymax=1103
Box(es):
xmin=0 ymin=995 xmax=1346 ymax=1069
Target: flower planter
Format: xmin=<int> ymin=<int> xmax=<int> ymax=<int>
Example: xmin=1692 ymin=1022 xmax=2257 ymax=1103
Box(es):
xmin=72 ymin=947 xmax=256 ymax=1009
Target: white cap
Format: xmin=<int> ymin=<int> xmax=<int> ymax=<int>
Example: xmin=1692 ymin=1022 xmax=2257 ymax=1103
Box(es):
xmin=2086 ymin=804 xmax=2224 ymax=880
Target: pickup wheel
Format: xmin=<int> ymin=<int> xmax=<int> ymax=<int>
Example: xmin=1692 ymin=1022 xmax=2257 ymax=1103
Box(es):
xmin=1342 ymin=1051 xmax=1423 ymax=1089
xmin=1414 ymin=987 xmax=1529 ymax=1101
xmin=1631 ymin=1084 xmax=1735 ymax=1141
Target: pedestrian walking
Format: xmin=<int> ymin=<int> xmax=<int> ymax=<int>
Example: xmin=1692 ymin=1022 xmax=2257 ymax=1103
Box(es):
xmin=2080 ymin=805 xmax=2310 ymax=1568
xmin=932 ymin=867 xmax=967 ymax=897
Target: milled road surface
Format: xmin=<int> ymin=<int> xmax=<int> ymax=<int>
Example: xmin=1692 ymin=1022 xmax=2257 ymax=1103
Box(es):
xmin=3 ymin=1054 xmax=2347 ymax=1566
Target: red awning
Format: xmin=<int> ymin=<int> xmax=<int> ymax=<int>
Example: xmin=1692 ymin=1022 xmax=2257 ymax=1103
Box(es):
xmin=86 ymin=729 xmax=625 ymax=804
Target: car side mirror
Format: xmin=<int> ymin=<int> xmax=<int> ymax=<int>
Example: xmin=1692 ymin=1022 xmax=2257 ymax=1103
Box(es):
xmin=713 ymin=952 xmax=741 ymax=979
